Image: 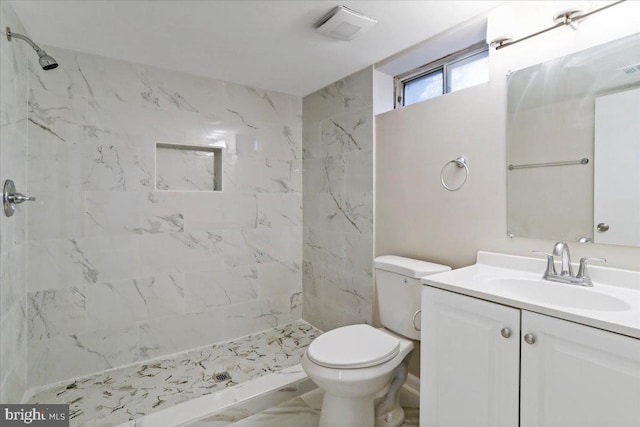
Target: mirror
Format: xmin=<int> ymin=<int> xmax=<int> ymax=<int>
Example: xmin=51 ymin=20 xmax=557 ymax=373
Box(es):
xmin=506 ymin=33 xmax=640 ymax=247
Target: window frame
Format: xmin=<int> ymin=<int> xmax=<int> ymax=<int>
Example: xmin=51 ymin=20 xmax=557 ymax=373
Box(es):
xmin=394 ymin=41 xmax=489 ymax=108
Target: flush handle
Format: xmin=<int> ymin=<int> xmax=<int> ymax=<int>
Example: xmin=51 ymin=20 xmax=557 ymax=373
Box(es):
xmin=412 ymin=309 xmax=421 ymax=331
xmin=500 ymin=328 xmax=512 ymax=339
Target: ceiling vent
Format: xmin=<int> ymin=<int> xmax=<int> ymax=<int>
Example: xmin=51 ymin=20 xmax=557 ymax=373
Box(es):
xmin=618 ymin=64 xmax=640 ymax=75
xmin=314 ymin=5 xmax=377 ymax=41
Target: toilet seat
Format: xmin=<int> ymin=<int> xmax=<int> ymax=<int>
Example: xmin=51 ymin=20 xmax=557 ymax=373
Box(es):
xmin=307 ymin=324 xmax=400 ymax=369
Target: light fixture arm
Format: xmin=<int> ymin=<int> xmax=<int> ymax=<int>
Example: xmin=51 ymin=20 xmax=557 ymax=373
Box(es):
xmin=494 ymin=0 xmax=626 ymax=50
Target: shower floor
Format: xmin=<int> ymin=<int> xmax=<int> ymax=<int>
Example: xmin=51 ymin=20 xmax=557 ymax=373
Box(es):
xmin=25 ymin=321 xmax=320 ymax=427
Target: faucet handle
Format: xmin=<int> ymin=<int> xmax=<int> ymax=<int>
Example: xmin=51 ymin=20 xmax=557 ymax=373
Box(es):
xmin=532 ymin=251 xmax=556 ymax=277
xmin=576 ymin=257 xmax=606 ymax=282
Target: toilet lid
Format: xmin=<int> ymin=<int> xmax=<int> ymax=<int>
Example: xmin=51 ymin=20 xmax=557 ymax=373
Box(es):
xmin=307 ymin=325 xmax=400 ymax=369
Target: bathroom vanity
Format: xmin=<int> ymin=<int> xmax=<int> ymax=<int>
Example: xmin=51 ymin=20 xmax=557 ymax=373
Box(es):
xmin=419 ymin=251 xmax=640 ymax=427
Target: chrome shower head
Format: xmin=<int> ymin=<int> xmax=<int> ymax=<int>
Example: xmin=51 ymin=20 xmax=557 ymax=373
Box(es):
xmin=6 ymin=26 xmax=58 ymax=70
xmin=38 ymin=52 xmax=58 ymax=70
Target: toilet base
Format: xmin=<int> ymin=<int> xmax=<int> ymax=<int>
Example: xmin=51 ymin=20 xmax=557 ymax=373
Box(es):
xmin=374 ymin=350 xmax=412 ymax=427
xmin=319 ymin=393 xmax=375 ymax=427
xmin=375 ymin=404 xmax=405 ymax=427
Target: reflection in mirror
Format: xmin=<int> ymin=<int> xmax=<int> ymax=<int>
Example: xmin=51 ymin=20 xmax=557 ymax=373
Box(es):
xmin=506 ymin=33 xmax=640 ymax=247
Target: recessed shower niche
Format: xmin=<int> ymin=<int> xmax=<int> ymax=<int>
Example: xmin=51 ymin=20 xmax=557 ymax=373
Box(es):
xmin=155 ymin=142 xmax=223 ymax=191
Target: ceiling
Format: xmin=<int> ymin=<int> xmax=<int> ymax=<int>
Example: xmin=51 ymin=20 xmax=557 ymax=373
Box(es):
xmin=11 ymin=1 xmax=502 ymax=96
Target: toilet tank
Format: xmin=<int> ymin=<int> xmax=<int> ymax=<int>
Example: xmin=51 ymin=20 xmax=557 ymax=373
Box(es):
xmin=375 ymin=256 xmax=451 ymax=340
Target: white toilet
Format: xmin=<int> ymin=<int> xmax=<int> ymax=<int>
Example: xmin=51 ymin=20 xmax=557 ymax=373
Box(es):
xmin=302 ymin=255 xmax=451 ymax=427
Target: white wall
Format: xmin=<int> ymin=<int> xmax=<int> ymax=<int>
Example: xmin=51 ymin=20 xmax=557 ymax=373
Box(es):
xmin=373 ymin=69 xmax=394 ymax=115
xmin=376 ymin=0 xmax=640 ymax=273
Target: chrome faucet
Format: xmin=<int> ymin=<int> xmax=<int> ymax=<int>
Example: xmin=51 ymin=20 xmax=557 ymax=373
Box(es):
xmin=533 ymin=242 xmax=606 ymax=287
xmin=553 ymin=241 xmax=573 ymax=276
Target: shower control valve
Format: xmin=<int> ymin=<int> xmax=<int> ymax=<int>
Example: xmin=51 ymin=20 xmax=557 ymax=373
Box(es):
xmin=3 ymin=179 xmax=36 ymax=217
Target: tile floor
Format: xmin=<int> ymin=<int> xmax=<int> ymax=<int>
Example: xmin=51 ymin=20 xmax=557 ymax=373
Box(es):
xmin=25 ymin=321 xmax=320 ymax=427
xmin=187 ymin=386 xmax=420 ymax=427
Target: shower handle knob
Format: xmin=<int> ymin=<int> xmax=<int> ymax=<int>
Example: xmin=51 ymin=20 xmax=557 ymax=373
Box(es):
xmin=9 ymin=193 xmax=36 ymax=204
xmin=3 ymin=179 xmax=36 ymax=217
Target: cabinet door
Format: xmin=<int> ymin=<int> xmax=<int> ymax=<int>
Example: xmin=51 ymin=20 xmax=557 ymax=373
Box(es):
xmin=421 ymin=287 xmax=520 ymax=427
xmin=521 ymin=311 xmax=640 ymax=427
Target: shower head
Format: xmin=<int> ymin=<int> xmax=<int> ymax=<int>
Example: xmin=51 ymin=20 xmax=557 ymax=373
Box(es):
xmin=38 ymin=52 xmax=58 ymax=70
xmin=6 ymin=26 xmax=58 ymax=70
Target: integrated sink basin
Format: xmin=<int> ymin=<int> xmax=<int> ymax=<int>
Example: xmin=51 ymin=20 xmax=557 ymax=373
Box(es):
xmin=481 ymin=277 xmax=631 ymax=312
xmin=421 ymin=251 xmax=640 ymax=339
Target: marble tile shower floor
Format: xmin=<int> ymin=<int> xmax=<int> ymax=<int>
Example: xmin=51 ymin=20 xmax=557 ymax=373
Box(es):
xmin=25 ymin=321 xmax=320 ymax=427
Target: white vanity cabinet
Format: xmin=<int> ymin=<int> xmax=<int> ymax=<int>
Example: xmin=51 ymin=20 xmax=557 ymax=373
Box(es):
xmin=421 ymin=286 xmax=640 ymax=427
xmin=520 ymin=310 xmax=640 ymax=427
xmin=420 ymin=286 xmax=520 ymax=427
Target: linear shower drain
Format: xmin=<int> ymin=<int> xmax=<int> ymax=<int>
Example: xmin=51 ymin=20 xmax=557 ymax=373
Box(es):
xmin=213 ymin=371 xmax=232 ymax=382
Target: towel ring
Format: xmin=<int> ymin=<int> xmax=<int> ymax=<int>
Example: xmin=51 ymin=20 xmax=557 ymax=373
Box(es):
xmin=440 ymin=156 xmax=469 ymax=191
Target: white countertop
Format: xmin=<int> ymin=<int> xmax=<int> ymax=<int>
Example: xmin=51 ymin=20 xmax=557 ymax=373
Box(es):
xmin=421 ymin=251 xmax=640 ymax=339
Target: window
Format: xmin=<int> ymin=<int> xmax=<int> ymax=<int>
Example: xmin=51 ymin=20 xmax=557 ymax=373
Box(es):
xmin=395 ymin=43 xmax=489 ymax=108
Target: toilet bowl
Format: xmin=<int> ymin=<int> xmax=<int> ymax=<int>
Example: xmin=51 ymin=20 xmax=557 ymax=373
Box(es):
xmin=302 ymin=325 xmax=414 ymax=427
xmin=302 ymin=255 xmax=451 ymax=427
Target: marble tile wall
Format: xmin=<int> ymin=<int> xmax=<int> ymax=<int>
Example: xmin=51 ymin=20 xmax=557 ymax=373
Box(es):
xmin=0 ymin=2 xmax=29 ymax=403
xmin=301 ymin=67 xmax=374 ymax=330
xmin=25 ymin=45 xmax=303 ymax=387
xmin=155 ymin=145 xmax=218 ymax=191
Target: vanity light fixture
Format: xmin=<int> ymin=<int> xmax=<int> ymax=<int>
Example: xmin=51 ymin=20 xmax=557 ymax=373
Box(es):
xmin=490 ymin=0 xmax=626 ymax=50
xmin=486 ymin=5 xmax=515 ymax=48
